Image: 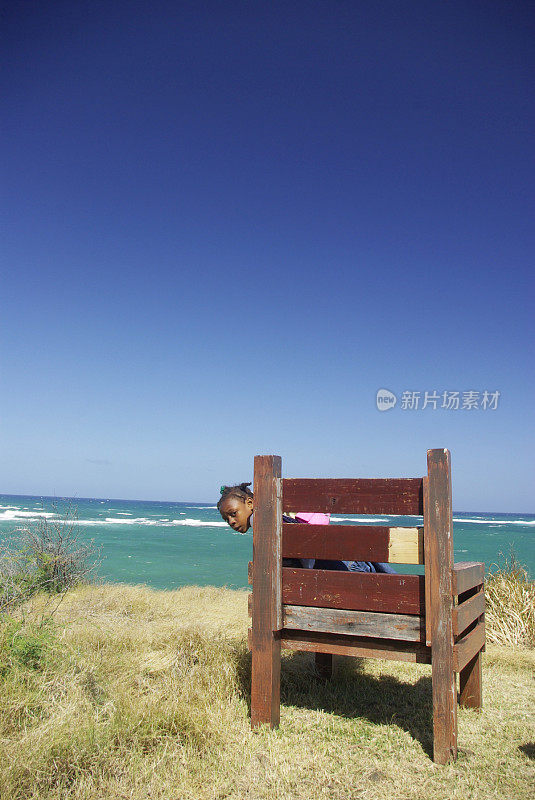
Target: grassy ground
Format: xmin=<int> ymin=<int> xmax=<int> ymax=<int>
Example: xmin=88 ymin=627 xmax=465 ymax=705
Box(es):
xmin=1 ymin=583 xmax=534 ymax=800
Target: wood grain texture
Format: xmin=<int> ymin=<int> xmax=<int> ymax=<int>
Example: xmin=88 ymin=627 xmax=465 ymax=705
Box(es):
xmin=452 ymin=562 xmax=485 ymax=596
xmin=283 ymin=604 xmax=425 ymax=641
xmin=453 ymin=621 xmax=485 ymax=672
xmin=423 ymin=476 xmax=432 ymax=646
xmin=282 ymin=568 xmax=425 ymax=615
xmin=452 ymin=589 xmax=485 ymax=637
xmin=248 ymin=561 xmax=253 ymax=585
xmin=459 ymin=651 xmax=483 ymax=709
xmin=426 ymin=448 xmax=457 ymax=764
xmin=282 ymin=524 xmax=423 ymax=564
xmin=281 ymin=630 xmax=432 ymax=663
xmin=388 ymin=527 xmax=424 ymax=563
xmin=283 ymin=524 xmax=389 ymax=561
xmin=251 ymin=455 xmax=282 ymax=728
xmin=282 ymin=478 xmax=423 ymax=515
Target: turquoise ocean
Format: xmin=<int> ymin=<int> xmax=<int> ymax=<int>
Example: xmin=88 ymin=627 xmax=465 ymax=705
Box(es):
xmin=0 ymin=494 xmax=533 ymax=588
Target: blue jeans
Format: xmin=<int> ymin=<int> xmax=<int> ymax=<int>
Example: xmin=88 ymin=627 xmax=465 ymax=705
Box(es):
xmin=283 ymin=558 xmax=396 ymax=573
xmin=344 ymin=560 xmax=397 ymax=573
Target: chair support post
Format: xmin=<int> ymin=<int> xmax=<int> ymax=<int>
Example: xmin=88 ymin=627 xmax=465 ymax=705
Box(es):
xmin=251 ymin=455 xmax=282 ymax=728
xmin=426 ymin=449 xmax=458 ymax=764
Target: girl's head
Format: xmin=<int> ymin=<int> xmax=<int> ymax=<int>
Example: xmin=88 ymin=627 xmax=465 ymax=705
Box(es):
xmin=217 ymin=482 xmax=254 ymax=533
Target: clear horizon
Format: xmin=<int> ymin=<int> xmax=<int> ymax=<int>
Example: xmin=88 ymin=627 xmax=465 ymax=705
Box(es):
xmin=1 ymin=492 xmax=533 ymax=517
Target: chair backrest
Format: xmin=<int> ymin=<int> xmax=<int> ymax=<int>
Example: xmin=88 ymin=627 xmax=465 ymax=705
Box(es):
xmin=252 ymin=449 xmax=456 ymax=647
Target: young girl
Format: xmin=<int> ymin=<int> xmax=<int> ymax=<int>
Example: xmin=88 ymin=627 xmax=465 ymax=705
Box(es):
xmin=217 ymin=482 xmax=396 ymax=573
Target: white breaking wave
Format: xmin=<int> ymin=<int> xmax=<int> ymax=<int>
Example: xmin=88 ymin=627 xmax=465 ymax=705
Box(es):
xmin=72 ymin=516 xmax=228 ymax=528
xmin=330 ymin=514 xmax=534 ymax=527
xmin=182 ymin=505 xmax=217 ymax=509
xmin=0 ymin=510 xmax=56 ymax=521
xmin=453 ymin=517 xmax=535 ymax=526
xmin=173 ymin=518 xmax=227 ymax=527
xmin=72 ymin=517 xmax=161 ymax=527
xmin=65 ymin=515 xmax=533 ymax=529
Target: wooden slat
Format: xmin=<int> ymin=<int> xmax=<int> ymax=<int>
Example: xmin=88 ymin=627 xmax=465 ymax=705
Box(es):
xmin=452 ymin=562 xmax=485 ymax=596
xmin=282 ymin=568 xmax=425 ymax=615
xmin=283 ymin=605 xmax=425 ymax=642
xmin=272 ymin=476 xmax=283 ymax=631
xmin=423 ymin=476 xmax=432 ymax=646
xmin=459 ymin=651 xmax=483 ymax=709
xmin=281 ymin=630 xmax=431 ymax=664
xmin=458 ymin=584 xmax=479 ymax=605
xmin=282 ymin=524 xmax=424 ymax=564
xmin=248 ymin=561 xmax=253 ymax=585
xmin=248 ymin=593 xmax=253 ymax=617
xmin=452 ymin=589 xmax=485 ymax=637
xmin=251 ymin=455 xmax=282 ymax=728
xmin=427 ymin=448 xmax=457 ymax=764
xmin=453 ymin=621 xmax=485 ymax=672
xmin=283 ymin=524 xmax=389 ymax=560
xmin=388 ymin=527 xmax=424 ymax=563
xmin=283 ymin=478 xmax=423 ymax=515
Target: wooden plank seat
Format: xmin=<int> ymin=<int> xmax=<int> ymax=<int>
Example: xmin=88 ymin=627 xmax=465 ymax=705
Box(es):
xmin=248 ymin=450 xmax=485 ymax=764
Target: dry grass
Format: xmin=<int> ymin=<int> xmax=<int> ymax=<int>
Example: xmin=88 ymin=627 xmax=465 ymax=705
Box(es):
xmin=485 ymin=558 xmax=535 ymax=647
xmin=0 ymin=582 xmax=533 ymax=800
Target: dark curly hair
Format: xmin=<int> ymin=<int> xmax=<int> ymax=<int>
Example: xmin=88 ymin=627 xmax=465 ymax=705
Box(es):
xmin=216 ymin=482 xmax=253 ymax=511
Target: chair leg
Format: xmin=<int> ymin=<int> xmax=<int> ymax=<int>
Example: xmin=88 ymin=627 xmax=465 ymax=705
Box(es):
xmin=315 ymin=652 xmax=333 ymax=680
xmin=251 ymin=633 xmax=281 ymax=728
xmin=459 ymin=650 xmax=483 ymax=710
xmin=431 ymin=655 xmax=458 ymax=764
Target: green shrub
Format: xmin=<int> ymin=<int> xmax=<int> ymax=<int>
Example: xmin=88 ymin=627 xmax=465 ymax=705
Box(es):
xmin=0 ymin=617 xmax=55 ymax=673
xmin=0 ymin=503 xmax=100 ymax=611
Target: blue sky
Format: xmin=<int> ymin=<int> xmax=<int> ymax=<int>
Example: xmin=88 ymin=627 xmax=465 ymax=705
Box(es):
xmin=1 ymin=1 xmax=533 ymax=510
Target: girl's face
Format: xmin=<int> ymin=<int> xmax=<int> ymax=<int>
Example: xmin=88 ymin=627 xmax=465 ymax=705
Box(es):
xmin=219 ymin=495 xmax=253 ymax=533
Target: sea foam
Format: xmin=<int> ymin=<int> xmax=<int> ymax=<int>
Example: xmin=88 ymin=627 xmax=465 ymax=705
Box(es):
xmin=73 ymin=516 xmax=228 ymax=528
xmin=182 ymin=505 xmax=217 ymax=509
xmin=0 ymin=509 xmax=56 ymax=520
xmin=453 ymin=517 xmax=535 ymax=526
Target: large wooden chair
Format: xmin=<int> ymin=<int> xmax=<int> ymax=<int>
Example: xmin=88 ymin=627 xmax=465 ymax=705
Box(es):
xmin=248 ymin=450 xmax=485 ymax=764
